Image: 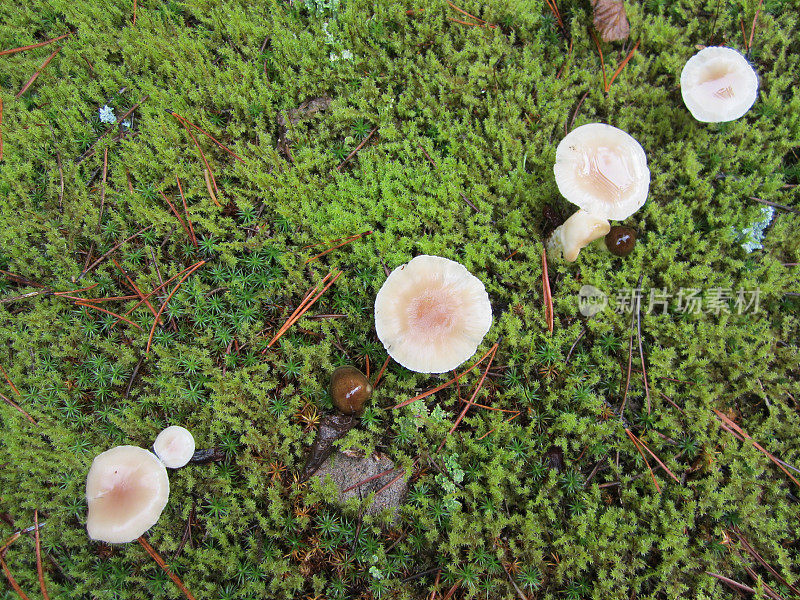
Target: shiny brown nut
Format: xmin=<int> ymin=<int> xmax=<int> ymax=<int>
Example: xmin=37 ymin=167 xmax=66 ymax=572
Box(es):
xmin=605 ymin=226 xmax=637 ymax=257
xmin=330 ymin=366 xmax=373 ymax=415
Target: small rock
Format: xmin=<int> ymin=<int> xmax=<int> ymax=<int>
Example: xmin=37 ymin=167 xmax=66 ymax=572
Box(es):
xmin=313 ymin=451 xmax=408 ymax=521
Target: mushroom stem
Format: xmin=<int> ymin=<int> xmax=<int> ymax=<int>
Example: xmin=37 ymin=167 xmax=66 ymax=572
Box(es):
xmin=546 ymin=210 xmax=611 ymax=262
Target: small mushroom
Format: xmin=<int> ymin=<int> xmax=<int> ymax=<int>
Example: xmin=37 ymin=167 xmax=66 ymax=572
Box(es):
xmin=330 ymin=366 xmax=373 ymax=415
xmin=680 ymin=47 xmax=758 ymax=123
xmin=86 ymin=446 xmax=169 ymax=544
xmin=153 ymin=426 xmax=196 ymax=469
xmin=546 ymin=210 xmax=611 ymax=262
xmin=605 ymin=225 xmax=637 ymax=257
xmin=550 ymin=123 xmax=649 ymax=261
xmin=374 ymin=255 xmax=492 ymax=374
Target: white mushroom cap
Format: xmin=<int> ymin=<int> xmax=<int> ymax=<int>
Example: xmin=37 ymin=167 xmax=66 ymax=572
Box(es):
xmin=153 ymin=426 xmax=195 ymax=469
xmin=86 ymin=446 xmax=169 ymax=544
xmin=554 ymin=123 xmax=650 ymax=221
xmin=680 ymin=46 xmax=758 ymax=123
xmin=546 ymin=210 xmax=611 ymax=262
xmin=374 ymin=255 xmax=492 ymax=374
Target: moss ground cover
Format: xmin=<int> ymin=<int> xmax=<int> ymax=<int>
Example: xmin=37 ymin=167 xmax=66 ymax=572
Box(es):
xmin=0 ymin=0 xmax=799 ymax=598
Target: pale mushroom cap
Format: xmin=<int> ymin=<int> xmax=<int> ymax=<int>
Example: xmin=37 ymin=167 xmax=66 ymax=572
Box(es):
xmin=548 ymin=210 xmax=611 ymax=262
xmin=153 ymin=426 xmax=195 ymax=469
xmin=86 ymin=445 xmax=169 ymax=544
xmin=374 ymin=255 xmax=492 ymax=374
xmin=554 ymin=123 xmax=650 ymax=221
xmin=680 ymin=46 xmax=758 ymax=123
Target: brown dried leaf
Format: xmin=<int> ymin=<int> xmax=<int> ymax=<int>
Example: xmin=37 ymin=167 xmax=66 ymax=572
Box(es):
xmin=592 ymin=0 xmax=630 ymax=42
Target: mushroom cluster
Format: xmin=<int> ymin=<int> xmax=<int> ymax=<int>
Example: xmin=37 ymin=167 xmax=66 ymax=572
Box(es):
xmin=548 ymin=123 xmax=650 ymax=262
xmin=86 ymin=426 xmax=196 ymax=544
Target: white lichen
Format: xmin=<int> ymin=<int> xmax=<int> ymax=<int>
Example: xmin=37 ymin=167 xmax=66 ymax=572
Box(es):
xmin=738 ymin=206 xmax=775 ymax=253
xmin=99 ymin=105 xmax=116 ymax=124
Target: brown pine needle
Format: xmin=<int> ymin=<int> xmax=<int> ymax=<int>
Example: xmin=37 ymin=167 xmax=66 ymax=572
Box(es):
xmin=146 ymin=261 xmax=205 ymax=353
xmin=627 ymin=429 xmax=681 ymax=483
xmin=158 ymin=191 xmax=192 ymax=241
xmin=115 ymin=262 xmax=203 ymax=326
xmin=34 ymin=511 xmax=49 ymax=600
xmin=132 ymin=0 xmax=137 ymax=24
xmin=740 ymin=18 xmax=749 ymax=50
xmin=169 ymin=112 xmax=245 ymax=163
xmin=138 ymin=537 xmax=196 ymax=600
xmin=590 ymin=29 xmax=607 ymax=91
xmin=393 ymin=344 xmax=498 ymax=409
xmin=174 ymin=117 xmax=220 ymax=201
xmin=706 ymin=572 xmax=757 ymax=595
xmin=0 ymin=364 xmax=20 ymax=396
xmin=714 ymin=409 xmax=800 ymax=488
xmin=748 ymin=0 xmax=764 ymax=51
xmin=266 ymin=271 xmax=342 ymax=348
xmin=0 ymin=97 xmax=4 ymax=161
xmin=15 ymin=46 xmax=61 ymax=99
xmin=96 ymin=147 xmax=109 ymax=233
xmin=0 ymin=553 xmax=31 ymax=600
xmin=77 ymin=224 xmax=154 ymax=281
xmin=337 ymin=126 xmax=378 ymax=171
xmin=113 ymin=259 xmax=159 ymax=319
xmin=373 ymin=356 xmax=390 ymax=388
xmin=542 ymin=247 xmax=553 ymax=333
xmin=438 ymin=343 xmax=499 ymax=451
xmin=735 ymin=531 xmax=800 ymax=596
xmin=606 ymin=40 xmax=640 ymax=91
xmin=175 ymin=176 xmax=198 ymax=249
xmin=446 ymin=0 xmax=487 ymax=24
xmin=76 ymin=301 xmax=142 ymax=329
xmin=203 ymin=168 xmax=221 ymax=207
xmin=476 ymin=411 xmax=521 ymax=440
xmin=0 ymin=392 xmax=36 ymax=424
xmin=625 ymin=428 xmax=660 ymax=493
xmin=342 ymin=466 xmax=400 ymax=493
xmin=304 ymin=230 xmax=372 ymax=264
xmin=544 ymin=0 xmax=565 ymax=31
xmin=0 ymin=32 xmax=71 ymax=56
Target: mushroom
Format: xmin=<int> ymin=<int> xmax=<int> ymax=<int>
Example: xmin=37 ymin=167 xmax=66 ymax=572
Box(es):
xmin=549 ymin=123 xmax=649 ymax=261
xmin=330 ymin=366 xmax=373 ymax=415
xmin=546 ymin=210 xmax=611 ymax=262
xmin=605 ymin=225 xmax=637 ymax=257
xmin=374 ymin=255 xmax=492 ymax=374
xmin=153 ymin=426 xmax=196 ymax=469
xmin=680 ymin=46 xmax=759 ymax=123
xmin=86 ymin=446 xmax=169 ymax=544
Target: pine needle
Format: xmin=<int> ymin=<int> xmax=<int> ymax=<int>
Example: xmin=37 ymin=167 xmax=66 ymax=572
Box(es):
xmin=0 ymin=32 xmax=71 ymax=56
xmin=15 ymin=46 xmax=62 ymax=99
xmin=175 ymin=176 xmax=198 ymax=249
xmin=542 ymin=247 xmax=553 ymax=333
xmin=0 ymin=553 xmax=30 ymax=600
xmin=138 ymin=537 xmax=196 ymax=600
xmin=0 ymin=392 xmax=36 ymax=425
xmin=146 ymin=261 xmax=206 ymax=353
xmin=373 ymin=356 xmax=390 ymax=388
xmin=75 ymin=300 xmax=142 ymax=329
xmin=304 ymin=231 xmax=372 ymax=264
xmin=0 ymin=364 xmax=20 ymax=396
xmin=158 ymin=190 xmax=192 ymax=241
xmin=169 ymin=111 xmax=245 ymax=163
xmin=0 ymin=97 xmax=4 ymax=161
xmin=606 ymin=40 xmax=640 ymax=91
xmin=625 ymin=428 xmax=660 ymax=493
xmin=337 ymin=126 xmax=378 ymax=171
xmin=34 ymin=510 xmax=49 ymax=600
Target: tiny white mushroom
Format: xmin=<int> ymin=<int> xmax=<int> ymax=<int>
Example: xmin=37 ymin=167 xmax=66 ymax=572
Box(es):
xmin=86 ymin=446 xmax=169 ymax=544
xmin=680 ymin=46 xmax=759 ymax=123
xmin=374 ymin=255 xmax=492 ymax=374
xmin=153 ymin=426 xmax=196 ymax=469
xmin=550 ymin=123 xmax=649 ymax=261
xmin=546 ymin=210 xmax=611 ymax=262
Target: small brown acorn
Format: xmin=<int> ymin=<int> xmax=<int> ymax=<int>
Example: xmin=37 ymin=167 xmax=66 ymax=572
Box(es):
xmin=330 ymin=366 xmax=373 ymax=415
xmin=605 ymin=226 xmax=637 ymax=257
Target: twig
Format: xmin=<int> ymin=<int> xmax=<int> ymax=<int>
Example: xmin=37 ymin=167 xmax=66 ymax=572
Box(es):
xmin=565 ymin=328 xmax=585 ymax=364
xmin=0 ymin=97 xmax=3 ymax=161
xmin=304 ymin=231 xmax=372 ymax=264
xmin=146 ymin=261 xmax=206 ymax=353
xmin=706 ymin=572 xmax=756 ymax=595
xmin=34 ymin=510 xmax=49 ymax=600
xmin=418 ymin=143 xmax=437 ymax=168
xmin=460 ymin=192 xmax=480 ymax=213
xmin=16 ymin=46 xmax=62 ymax=99
xmin=76 ymin=224 xmax=154 ymax=281
xmin=337 ymin=126 xmax=378 ymax=171
xmin=138 ymin=537 xmax=196 ymax=600
xmin=749 ymin=196 xmax=797 ymax=213
xmin=542 ymin=247 xmax=553 ymax=333
xmin=0 ymin=32 xmax=71 ymax=56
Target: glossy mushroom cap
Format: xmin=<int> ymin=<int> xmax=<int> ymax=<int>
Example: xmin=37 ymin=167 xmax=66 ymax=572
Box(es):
xmin=374 ymin=255 xmax=492 ymax=374
xmin=547 ymin=210 xmax=611 ymax=262
xmin=605 ymin=226 xmax=637 ymax=257
xmin=680 ymin=47 xmax=758 ymax=123
xmin=554 ymin=123 xmax=650 ymax=221
xmin=86 ymin=446 xmax=169 ymax=544
xmin=330 ymin=366 xmax=373 ymax=415
xmin=153 ymin=426 xmax=196 ymax=469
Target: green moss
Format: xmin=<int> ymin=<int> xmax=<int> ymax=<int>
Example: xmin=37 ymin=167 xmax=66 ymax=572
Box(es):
xmin=1 ymin=0 xmax=799 ymax=598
